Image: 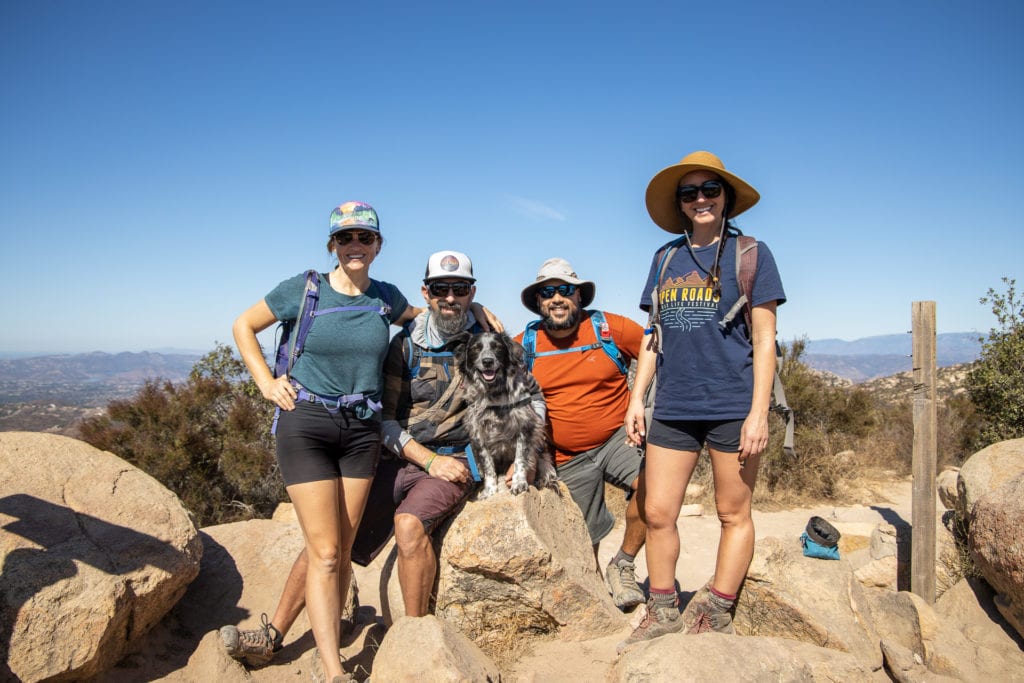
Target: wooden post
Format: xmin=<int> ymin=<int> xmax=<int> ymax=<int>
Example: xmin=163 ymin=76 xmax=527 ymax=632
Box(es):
xmin=911 ymin=301 xmax=937 ymax=603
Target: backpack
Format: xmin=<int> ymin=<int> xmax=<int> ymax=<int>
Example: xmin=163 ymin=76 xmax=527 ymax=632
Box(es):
xmin=521 ymin=310 xmax=629 ymax=375
xmin=648 ymin=231 xmax=795 ymax=457
xmin=273 ymin=270 xmax=394 ymax=379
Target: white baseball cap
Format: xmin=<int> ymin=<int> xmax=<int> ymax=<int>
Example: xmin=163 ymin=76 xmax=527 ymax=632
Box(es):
xmin=424 ymin=250 xmax=475 ymax=283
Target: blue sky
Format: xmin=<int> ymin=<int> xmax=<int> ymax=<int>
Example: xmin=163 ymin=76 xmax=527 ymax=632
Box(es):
xmin=2 ymin=1 xmax=1022 ymax=354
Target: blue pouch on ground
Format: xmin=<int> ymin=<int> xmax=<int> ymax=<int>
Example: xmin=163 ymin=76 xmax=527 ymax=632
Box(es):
xmin=800 ymin=532 xmax=840 ymax=560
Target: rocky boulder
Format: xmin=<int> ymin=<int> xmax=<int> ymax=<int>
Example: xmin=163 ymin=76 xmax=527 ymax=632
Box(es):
xmin=611 ymin=633 xmax=885 ymax=682
xmin=0 ymin=432 xmax=201 ymax=682
xmin=969 ymin=471 xmax=1024 ymax=639
xmin=957 ymin=437 xmax=1024 ymax=520
xmin=433 ymin=484 xmax=626 ymax=654
xmin=373 ymin=615 xmax=499 ymax=682
xmin=733 ymin=537 xmax=884 ymax=671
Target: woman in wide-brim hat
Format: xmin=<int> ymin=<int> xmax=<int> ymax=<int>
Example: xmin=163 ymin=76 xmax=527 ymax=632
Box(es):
xmin=619 ymin=151 xmax=787 ymax=648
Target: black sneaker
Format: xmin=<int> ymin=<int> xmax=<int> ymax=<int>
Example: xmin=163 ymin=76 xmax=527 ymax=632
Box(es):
xmin=219 ymin=613 xmax=283 ymax=665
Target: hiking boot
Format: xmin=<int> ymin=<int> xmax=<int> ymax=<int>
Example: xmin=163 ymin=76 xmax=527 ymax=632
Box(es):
xmin=615 ymin=597 xmax=683 ymax=653
xmin=219 ymin=613 xmax=283 ymax=666
xmin=681 ymin=586 xmax=735 ymax=634
xmin=606 ymin=559 xmax=646 ymax=610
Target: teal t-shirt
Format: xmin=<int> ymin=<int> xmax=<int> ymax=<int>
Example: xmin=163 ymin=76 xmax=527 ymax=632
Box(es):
xmin=265 ymin=272 xmax=409 ymax=420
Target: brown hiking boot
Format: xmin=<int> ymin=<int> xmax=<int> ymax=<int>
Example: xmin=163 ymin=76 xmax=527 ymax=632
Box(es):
xmin=219 ymin=613 xmax=283 ymax=665
xmin=616 ymin=597 xmax=684 ymax=653
xmin=681 ymin=585 xmax=735 ymax=634
xmin=606 ymin=559 xmax=646 ymax=610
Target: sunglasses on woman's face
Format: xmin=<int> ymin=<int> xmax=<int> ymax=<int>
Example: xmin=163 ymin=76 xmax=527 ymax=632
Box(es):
xmin=676 ymin=180 xmax=723 ymax=203
xmin=428 ymin=281 xmax=472 ymax=298
xmin=537 ymin=284 xmax=577 ymax=299
xmin=334 ymin=231 xmax=378 ymax=245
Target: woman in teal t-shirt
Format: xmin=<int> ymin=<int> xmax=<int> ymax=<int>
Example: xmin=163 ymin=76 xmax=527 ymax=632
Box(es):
xmin=233 ymin=201 xmax=415 ymax=681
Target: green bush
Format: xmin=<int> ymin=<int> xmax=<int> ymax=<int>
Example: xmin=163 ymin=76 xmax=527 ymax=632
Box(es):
xmin=79 ymin=343 xmax=282 ymax=526
xmin=964 ymin=277 xmax=1024 ymax=450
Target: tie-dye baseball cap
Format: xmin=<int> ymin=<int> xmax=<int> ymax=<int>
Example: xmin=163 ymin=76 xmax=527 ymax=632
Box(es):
xmin=329 ymin=201 xmax=380 ymax=236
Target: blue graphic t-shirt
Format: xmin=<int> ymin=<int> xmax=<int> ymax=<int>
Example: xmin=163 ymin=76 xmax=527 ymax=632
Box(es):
xmin=639 ymin=236 xmax=786 ymax=421
xmin=265 ymin=272 xmax=409 ymax=420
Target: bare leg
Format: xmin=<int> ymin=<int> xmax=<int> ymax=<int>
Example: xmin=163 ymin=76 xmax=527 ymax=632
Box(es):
xmin=708 ymin=449 xmax=760 ymax=595
xmin=642 ymin=444 xmax=699 ymax=591
xmin=270 ymin=549 xmax=308 ymax=637
xmin=620 ymin=474 xmax=648 ymax=557
xmin=288 ymin=476 xmax=372 ymax=681
xmin=394 ymin=513 xmax=435 ymax=617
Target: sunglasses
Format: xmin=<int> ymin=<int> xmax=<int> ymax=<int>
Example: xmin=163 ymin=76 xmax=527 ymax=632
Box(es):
xmin=334 ymin=231 xmax=378 ymax=245
xmin=676 ymin=180 xmax=723 ymax=203
xmin=537 ymin=284 xmax=577 ymax=299
xmin=427 ymin=281 xmax=472 ymax=297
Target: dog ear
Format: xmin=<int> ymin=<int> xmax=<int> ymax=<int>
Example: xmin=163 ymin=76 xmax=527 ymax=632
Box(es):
xmin=454 ymin=334 xmax=472 ymax=374
xmin=504 ymin=333 xmax=526 ymax=369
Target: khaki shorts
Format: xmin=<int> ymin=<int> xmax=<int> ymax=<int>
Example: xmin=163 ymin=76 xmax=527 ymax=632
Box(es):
xmin=556 ymin=425 xmax=643 ymax=544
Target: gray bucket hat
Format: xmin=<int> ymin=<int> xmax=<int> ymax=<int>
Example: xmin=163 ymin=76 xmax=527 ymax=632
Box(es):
xmin=520 ymin=257 xmax=595 ymax=315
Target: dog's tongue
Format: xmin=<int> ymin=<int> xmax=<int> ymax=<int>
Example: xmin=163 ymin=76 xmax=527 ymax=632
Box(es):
xmin=482 ymin=369 xmax=497 ymax=382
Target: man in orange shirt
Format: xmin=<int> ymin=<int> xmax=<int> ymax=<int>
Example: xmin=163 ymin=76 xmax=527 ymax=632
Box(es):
xmin=515 ymin=258 xmax=648 ymax=610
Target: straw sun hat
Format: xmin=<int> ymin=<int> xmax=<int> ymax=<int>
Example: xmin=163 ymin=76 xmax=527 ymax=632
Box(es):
xmin=645 ymin=150 xmax=760 ymax=234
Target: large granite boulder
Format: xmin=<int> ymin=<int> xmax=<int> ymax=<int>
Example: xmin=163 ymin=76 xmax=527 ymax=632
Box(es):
xmin=969 ymin=471 xmax=1024 ymax=638
xmin=957 ymin=437 xmax=1024 ymax=521
xmin=0 ymin=432 xmax=201 ymax=682
xmin=373 ymin=615 xmax=499 ymax=682
xmin=733 ymin=537 xmax=884 ymax=671
xmin=433 ymin=484 xmax=626 ymax=654
xmin=611 ymin=633 xmax=886 ymax=682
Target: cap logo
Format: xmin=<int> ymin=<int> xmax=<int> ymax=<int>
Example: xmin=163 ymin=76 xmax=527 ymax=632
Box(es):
xmin=439 ymin=255 xmax=460 ymax=272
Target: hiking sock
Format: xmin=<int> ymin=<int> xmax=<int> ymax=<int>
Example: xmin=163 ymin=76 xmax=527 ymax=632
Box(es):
xmin=610 ymin=549 xmax=637 ymax=567
xmin=650 ymin=586 xmax=678 ymax=609
xmin=708 ymin=586 xmax=735 ymax=612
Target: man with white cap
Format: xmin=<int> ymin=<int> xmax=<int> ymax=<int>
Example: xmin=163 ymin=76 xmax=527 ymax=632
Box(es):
xmin=515 ymin=257 xmax=648 ymax=611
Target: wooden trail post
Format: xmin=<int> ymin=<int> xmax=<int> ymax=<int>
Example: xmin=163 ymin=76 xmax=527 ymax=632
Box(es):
xmin=911 ymin=301 xmax=937 ymax=603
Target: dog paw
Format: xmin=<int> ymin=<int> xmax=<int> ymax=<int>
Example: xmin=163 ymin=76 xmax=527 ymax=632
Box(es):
xmin=478 ymin=484 xmax=499 ymax=500
xmin=510 ymin=481 xmax=528 ymax=495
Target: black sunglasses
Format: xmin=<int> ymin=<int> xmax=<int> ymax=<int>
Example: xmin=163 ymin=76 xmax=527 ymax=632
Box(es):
xmin=676 ymin=180 xmax=723 ymax=203
xmin=334 ymin=231 xmax=378 ymax=245
xmin=427 ymin=281 xmax=472 ymax=297
xmin=537 ymin=284 xmax=577 ymax=299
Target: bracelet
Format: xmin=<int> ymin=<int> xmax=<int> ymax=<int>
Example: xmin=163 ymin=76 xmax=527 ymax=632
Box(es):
xmin=424 ymin=453 xmax=437 ymax=473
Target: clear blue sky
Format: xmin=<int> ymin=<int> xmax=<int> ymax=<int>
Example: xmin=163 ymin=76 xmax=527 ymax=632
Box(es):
xmin=2 ymin=1 xmax=1022 ymax=354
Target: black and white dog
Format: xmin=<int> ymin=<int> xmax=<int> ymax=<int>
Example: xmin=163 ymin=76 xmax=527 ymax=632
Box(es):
xmin=457 ymin=332 xmax=557 ymax=498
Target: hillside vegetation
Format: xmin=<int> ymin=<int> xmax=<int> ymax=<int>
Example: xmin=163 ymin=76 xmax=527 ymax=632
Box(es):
xmin=75 ymin=280 xmax=1023 ymax=527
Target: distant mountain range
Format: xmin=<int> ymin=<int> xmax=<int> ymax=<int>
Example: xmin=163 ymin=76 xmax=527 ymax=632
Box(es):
xmin=0 ymin=332 xmax=987 ymax=409
xmin=0 ymin=351 xmax=200 ymax=405
xmin=802 ymin=332 xmax=982 ymax=382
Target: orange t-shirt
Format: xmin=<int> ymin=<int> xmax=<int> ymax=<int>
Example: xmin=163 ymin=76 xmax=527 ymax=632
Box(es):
xmin=514 ymin=311 xmax=644 ymax=466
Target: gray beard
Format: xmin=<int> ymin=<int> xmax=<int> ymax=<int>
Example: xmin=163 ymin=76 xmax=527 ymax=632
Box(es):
xmin=434 ymin=308 xmax=468 ymax=336
xmin=543 ymin=308 xmax=578 ymax=331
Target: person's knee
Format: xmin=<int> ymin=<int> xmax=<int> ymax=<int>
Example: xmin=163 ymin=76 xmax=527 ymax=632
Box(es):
xmin=644 ymin=502 xmax=678 ymax=530
xmin=307 ymin=543 xmax=342 ymax=574
xmin=715 ymin=504 xmax=752 ymax=529
xmin=394 ymin=513 xmax=428 ymax=554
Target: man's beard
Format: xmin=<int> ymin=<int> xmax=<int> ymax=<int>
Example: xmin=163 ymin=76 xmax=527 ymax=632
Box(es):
xmin=434 ymin=304 xmax=468 ymax=335
xmin=543 ymin=306 xmax=578 ymax=331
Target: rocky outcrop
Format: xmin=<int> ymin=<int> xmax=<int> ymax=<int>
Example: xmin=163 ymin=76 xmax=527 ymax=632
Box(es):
xmin=611 ymin=633 xmax=886 ymax=682
xmin=0 ymin=432 xmax=201 ymax=682
xmin=734 ymin=537 xmax=883 ymax=671
xmin=434 ymin=484 xmax=626 ymax=653
xmin=937 ymin=468 xmax=960 ymax=511
xmin=957 ymin=437 xmax=1024 ymax=520
xmin=373 ymin=615 xmax=499 ymax=682
xmin=969 ymin=471 xmax=1024 ymax=639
